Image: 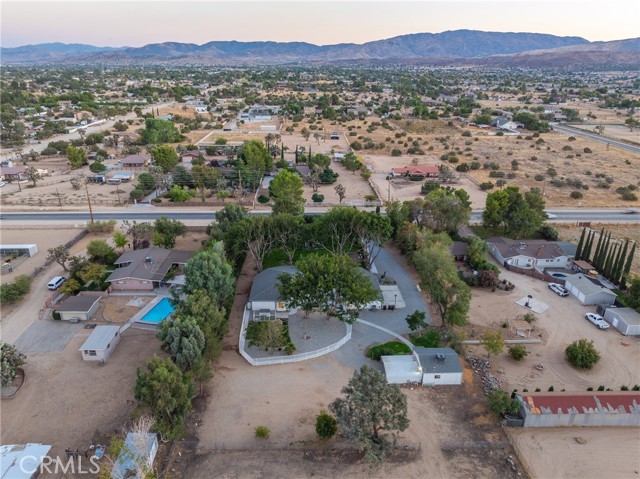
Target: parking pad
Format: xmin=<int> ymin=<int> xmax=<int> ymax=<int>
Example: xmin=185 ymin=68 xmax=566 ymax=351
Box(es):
xmin=515 ymin=296 xmax=549 ymax=314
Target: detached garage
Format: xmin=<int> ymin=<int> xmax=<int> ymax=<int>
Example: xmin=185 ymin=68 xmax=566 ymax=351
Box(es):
xmin=55 ymin=295 xmax=101 ymax=322
xmin=381 ymin=355 xmax=422 ymax=384
xmin=603 ymin=307 xmax=640 ymax=336
xmin=382 ymin=347 xmax=463 ymax=386
xmin=563 ymin=274 xmax=617 ymax=306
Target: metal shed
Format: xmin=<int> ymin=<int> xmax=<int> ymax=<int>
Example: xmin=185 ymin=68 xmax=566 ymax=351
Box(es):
xmin=381 ymin=355 xmax=422 ymax=384
xmin=603 ymin=307 xmax=640 ymax=336
xmin=79 ymin=325 xmax=121 ymax=362
xmin=563 ymin=274 xmax=617 ymax=306
xmin=1 ymin=443 xmax=52 ymax=479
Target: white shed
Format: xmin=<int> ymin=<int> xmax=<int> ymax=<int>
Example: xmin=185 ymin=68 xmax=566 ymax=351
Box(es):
xmin=55 ymin=295 xmax=101 ymax=322
xmin=416 ymin=347 xmax=463 ymax=386
xmin=381 ymin=355 xmax=422 ymax=384
xmin=563 ymin=274 xmax=617 ymax=306
xmin=79 ymin=325 xmax=122 ymax=362
xmin=603 ymin=307 xmax=640 ymax=336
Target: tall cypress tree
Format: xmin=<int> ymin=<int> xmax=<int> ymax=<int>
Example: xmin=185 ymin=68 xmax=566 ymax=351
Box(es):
xmin=622 ymin=241 xmax=637 ymax=284
xmin=584 ymin=230 xmax=595 ymax=263
xmin=280 ymin=145 xmax=284 ymax=162
xmin=598 ymin=232 xmax=611 ymax=270
xmin=294 ymin=144 xmax=298 ymax=164
xmin=575 ymin=228 xmax=586 ymax=261
xmin=592 ymin=228 xmax=605 ymax=269
xmin=308 ymin=146 xmax=312 ymax=164
xmin=604 ymin=242 xmax=617 ymax=280
xmin=614 ymin=239 xmax=629 ymax=285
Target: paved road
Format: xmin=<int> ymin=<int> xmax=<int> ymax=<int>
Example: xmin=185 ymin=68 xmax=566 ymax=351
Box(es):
xmin=1 ymin=208 xmax=638 ymax=223
xmin=550 ymin=123 xmax=640 ymax=154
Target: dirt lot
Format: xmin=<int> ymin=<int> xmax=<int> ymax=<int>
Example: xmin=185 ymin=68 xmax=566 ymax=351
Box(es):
xmin=461 ymin=261 xmax=640 ymax=478
xmin=1 ymin=327 xmax=162 ymax=457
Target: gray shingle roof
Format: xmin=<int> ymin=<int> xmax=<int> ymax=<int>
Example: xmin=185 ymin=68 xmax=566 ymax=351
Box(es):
xmin=55 ymin=295 xmax=101 ymax=312
xmin=108 ymin=248 xmax=193 ymax=283
xmin=249 ymin=265 xmax=299 ymax=303
xmin=415 ymin=347 xmax=463 ymax=374
xmin=487 ymin=237 xmax=571 ymax=261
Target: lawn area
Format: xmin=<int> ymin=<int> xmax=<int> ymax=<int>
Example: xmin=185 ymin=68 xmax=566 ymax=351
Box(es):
xmin=262 ymin=248 xmax=326 ymax=269
xmin=410 ymin=328 xmax=443 ymax=348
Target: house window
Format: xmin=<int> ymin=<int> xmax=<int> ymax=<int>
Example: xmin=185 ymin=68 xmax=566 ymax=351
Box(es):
xmin=107 ymin=342 xmax=111 ymax=349
xmin=434 ymin=375 xmax=441 ymax=379
xmin=117 ymin=281 xmax=125 ymax=284
xmin=86 ymin=350 xmax=97 ymax=356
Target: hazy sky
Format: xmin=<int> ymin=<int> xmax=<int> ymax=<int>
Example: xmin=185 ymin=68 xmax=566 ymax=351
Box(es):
xmin=2 ymin=0 xmax=638 ymax=47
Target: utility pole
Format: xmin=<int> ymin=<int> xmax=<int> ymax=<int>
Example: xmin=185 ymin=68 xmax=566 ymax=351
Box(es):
xmin=387 ymin=175 xmax=391 ymax=203
xmin=85 ymin=181 xmax=94 ymax=224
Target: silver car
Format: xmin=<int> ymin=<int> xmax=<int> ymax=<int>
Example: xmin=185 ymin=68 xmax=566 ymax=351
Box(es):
xmin=548 ymin=283 xmax=569 ymax=297
xmin=585 ymin=312 xmax=610 ymax=329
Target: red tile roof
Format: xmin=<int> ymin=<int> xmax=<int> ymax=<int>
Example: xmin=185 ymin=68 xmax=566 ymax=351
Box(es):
xmin=392 ymin=165 xmax=439 ymax=176
xmin=520 ymin=393 xmax=640 ymax=415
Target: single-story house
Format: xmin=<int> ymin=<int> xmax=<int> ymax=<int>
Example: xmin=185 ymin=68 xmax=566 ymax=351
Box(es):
xmin=247 ymin=265 xmax=299 ymax=320
xmin=107 ymin=247 xmax=194 ymax=291
xmin=333 ymin=152 xmax=346 ymax=161
xmin=450 ymin=241 xmax=469 ymax=262
xmin=487 ymin=237 xmax=575 ymax=270
xmin=79 ymin=325 xmax=122 ymax=362
xmin=391 ymin=165 xmax=439 ymax=179
xmin=516 ymin=391 xmax=640 ymax=427
xmin=120 ymin=155 xmax=150 ymax=168
xmin=603 ymin=307 xmax=640 ymax=336
xmin=295 ymin=165 xmax=311 ymax=176
xmin=55 ymin=295 xmax=101 ymax=321
xmin=1 ymin=443 xmax=52 ymax=479
xmin=382 ymin=347 xmax=463 ymax=386
xmin=108 ymin=171 xmax=135 ymax=184
xmin=111 ymin=432 xmax=158 ymax=479
xmin=0 ymin=244 xmax=38 ymax=258
xmin=0 ymin=166 xmax=26 ymax=182
xmin=563 ymin=274 xmax=617 ymax=306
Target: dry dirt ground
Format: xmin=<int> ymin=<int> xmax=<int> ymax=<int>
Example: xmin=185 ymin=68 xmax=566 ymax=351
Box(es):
xmin=0 ymin=229 xmax=111 ymax=343
xmin=166 ymin=255 xmax=524 ymax=478
xmin=554 ymin=223 xmax=640 ymax=276
xmin=462 ymin=261 xmax=640 ymax=479
xmin=0 ymin=327 xmax=162 ymax=459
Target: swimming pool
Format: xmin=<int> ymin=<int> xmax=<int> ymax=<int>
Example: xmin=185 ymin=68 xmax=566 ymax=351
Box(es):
xmin=551 ymin=273 xmax=567 ymax=279
xmin=138 ymin=298 xmax=175 ymax=324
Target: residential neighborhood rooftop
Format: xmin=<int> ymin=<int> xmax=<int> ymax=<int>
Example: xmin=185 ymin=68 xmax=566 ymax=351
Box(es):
xmin=487 ymin=237 xmax=572 ymax=261
xmin=108 ymin=247 xmax=193 ymax=283
xmin=248 ymin=265 xmax=298 ymax=302
xmin=415 ymin=347 xmax=462 ymax=374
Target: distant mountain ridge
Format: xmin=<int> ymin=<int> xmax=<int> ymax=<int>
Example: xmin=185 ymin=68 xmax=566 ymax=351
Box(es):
xmin=1 ymin=30 xmax=637 ymax=68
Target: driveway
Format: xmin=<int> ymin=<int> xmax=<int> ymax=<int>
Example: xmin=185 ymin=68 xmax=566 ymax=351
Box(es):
xmin=14 ymin=320 xmax=82 ymax=353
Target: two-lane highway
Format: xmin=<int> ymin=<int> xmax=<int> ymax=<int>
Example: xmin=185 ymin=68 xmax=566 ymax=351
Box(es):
xmin=1 ymin=209 xmax=639 ymax=223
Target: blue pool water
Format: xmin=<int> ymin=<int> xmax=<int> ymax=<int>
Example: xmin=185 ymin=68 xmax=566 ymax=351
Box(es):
xmin=138 ymin=298 xmax=175 ymax=324
xmin=552 ymin=273 xmax=567 ymax=279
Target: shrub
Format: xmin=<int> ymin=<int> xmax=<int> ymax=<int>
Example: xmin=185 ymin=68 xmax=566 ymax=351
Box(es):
xmin=0 ymin=342 xmax=27 ymax=388
xmin=622 ymin=192 xmax=638 ymax=201
xmin=480 ymin=182 xmax=494 ymax=191
xmin=486 ymin=389 xmax=520 ymax=417
xmin=315 ymin=410 xmax=338 ymax=438
xmin=461 ymin=131 xmax=472 ymax=137
xmin=391 ymin=148 xmax=402 ymax=157
xmin=565 ymin=339 xmax=600 ymax=370
xmin=411 ymin=329 xmax=442 ymax=348
xmin=0 ymin=275 xmax=32 ymax=305
xmin=456 ymin=163 xmax=469 ymax=172
xmin=257 ymin=195 xmax=270 ymax=204
xmin=255 ymin=426 xmax=270 ymax=439
xmin=583 ymin=147 xmax=592 ymax=154
xmin=367 ymin=341 xmax=411 ymax=361
xmin=534 ymin=174 xmax=545 ymax=181
xmin=539 ymin=224 xmax=559 ymax=241
xmin=509 ymin=345 xmax=529 ymax=361
xmin=489 ymin=171 xmax=505 ymax=178
xmin=570 ymin=191 xmax=583 ymax=199
xmin=311 ymin=193 xmax=325 ymax=203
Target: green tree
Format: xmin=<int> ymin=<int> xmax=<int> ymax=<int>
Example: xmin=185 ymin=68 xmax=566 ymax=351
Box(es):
xmin=270 ymin=170 xmax=305 ymax=216
xmin=271 ymin=214 xmax=306 ymax=264
xmin=152 ymin=145 xmax=179 ymax=173
xmin=59 ymin=278 xmax=82 ymax=295
xmin=169 ymin=185 xmax=192 ymax=202
xmin=47 ymin=245 xmax=70 ymax=272
xmin=277 ymin=253 xmax=380 ymax=323
xmin=238 ymin=139 xmax=273 ymax=175
xmin=625 ymin=275 xmax=640 ymax=312
xmin=314 ymin=206 xmax=360 ymax=256
xmin=334 ymin=183 xmax=346 ymax=203
xmin=139 ymin=118 xmax=183 ymax=144
xmin=183 ymin=241 xmax=235 ymax=306
xmin=342 ymin=152 xmax=361 ymax=173
xmin=315 ymin=410 xmax=338 ymax=439
xmin=225 ymin=216 xmax=274 ymax=271
xmin=213 ymin=204 xmax=247 ymax=233
xmin=467 ymin=237 xmax=489 ymax=269
xmin=385 ymin=201 xmax=410 ymax=238
xmin=157 ymin=315 xmax=206 ymax=372
xmin=0 ymin=342 xmax=26 ymax=388
xmin=134 ymin=356 xmax=194 ymax=438
xmin=405 ymin=310 xmax=428 ymax=332
xmin=153 ymin=216 xmax=187 ymax=249
xmin=565 ymin=339 xmax=600 ymax=370
xmin=112 ymin=230 xmax=128 ymax=253
xmin=0 ymin=275 xmax=32 ymax=304
xmin=137 ymin=173 xmax=156 ymax=191
xmin=623 ymin=242 xmax=636 ymax=282
xmin=329 ymin=365 xmax=409 ymax=464
xmin=354 ymin=211 xmax=392 ymax=269
xmin=66 ymin=145 xmax=88 ymax=169
xmin=415 ymin=187 xmax=471 ymax=234
xmin=508 ymin=344 xmax=529 ymax=361
xmin=486 ymin=389 xmax=521 ymax=417
xmin=481 ymin=331 xmax=505 ymax=358
xmin=86 ymin=239 xmax=116 ymax=264
xmin=413 ymin=245 xmax=470 ymax=328
xmin=575 ymin=228 xmax=586 ymax=260
xmin=191 ymin=164 xmax=223 ymax=202
xmin=78 ymin=263 xmax=106 ymax=285
xmin=25 ymin=166 xmax=41 ymax=186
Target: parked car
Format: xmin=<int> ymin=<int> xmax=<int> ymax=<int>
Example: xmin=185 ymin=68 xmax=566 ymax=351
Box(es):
xmin=548 ymin=283 xmax=569 ymax=297
xmin=47 ymin=276 xmax=66 ymax=291
xmin=585 ymin=312 xmax=610 ymax=329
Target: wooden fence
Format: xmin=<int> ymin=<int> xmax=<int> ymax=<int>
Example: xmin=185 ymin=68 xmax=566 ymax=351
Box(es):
xmin=504 ymin=264 xmax=565 ymax=285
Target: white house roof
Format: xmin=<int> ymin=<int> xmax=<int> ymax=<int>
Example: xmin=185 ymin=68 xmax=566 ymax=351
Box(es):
xmin=606 ymin=307 xmax=640 ymax=326
xmin=79 ymin=326 xmax=121 ymax=351
xmin=565 ymin=274 xmax=616 ymax=297
xmin=381 ymin=355 xmax=421 ymax=378
xmin=1 ymin=443 xmax=52 ymax=479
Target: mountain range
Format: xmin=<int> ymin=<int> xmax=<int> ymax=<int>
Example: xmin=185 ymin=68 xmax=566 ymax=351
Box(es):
xmin=2 ymin=30 xmax=638 ymax=68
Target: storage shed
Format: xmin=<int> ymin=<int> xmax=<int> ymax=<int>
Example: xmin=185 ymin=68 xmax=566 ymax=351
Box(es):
xmin=416 ymin=347 xmax=463 ymax=385
xmin=381 ymin=355 xmax=422 ymax=384
xmin=603 ymin=307 xmax=640 ymax=336
xmin=79 ymin=325 xmax=121 ymax=362
xmin=563 ymin=274 xmax=617 ymax=306
xmin=0 ymin=244 xmax=38 ymax=258
xmin=55 ymin=295 xmax=101 ymax=322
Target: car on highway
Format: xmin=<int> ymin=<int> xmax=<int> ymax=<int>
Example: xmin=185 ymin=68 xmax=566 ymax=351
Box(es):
xmin=545 ymin=212 xmax=557 ymax=219
xmin=623 ymin=209 xmax=639 ymax=214
xmin=585 ymin=312 xmax=610 ymax=329
xmin=548 ymin=283 xmax=569 ymax=297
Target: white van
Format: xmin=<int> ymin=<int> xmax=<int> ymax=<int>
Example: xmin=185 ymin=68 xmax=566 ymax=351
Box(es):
xmin=48 ymin=276 xmax=66 ymax=290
